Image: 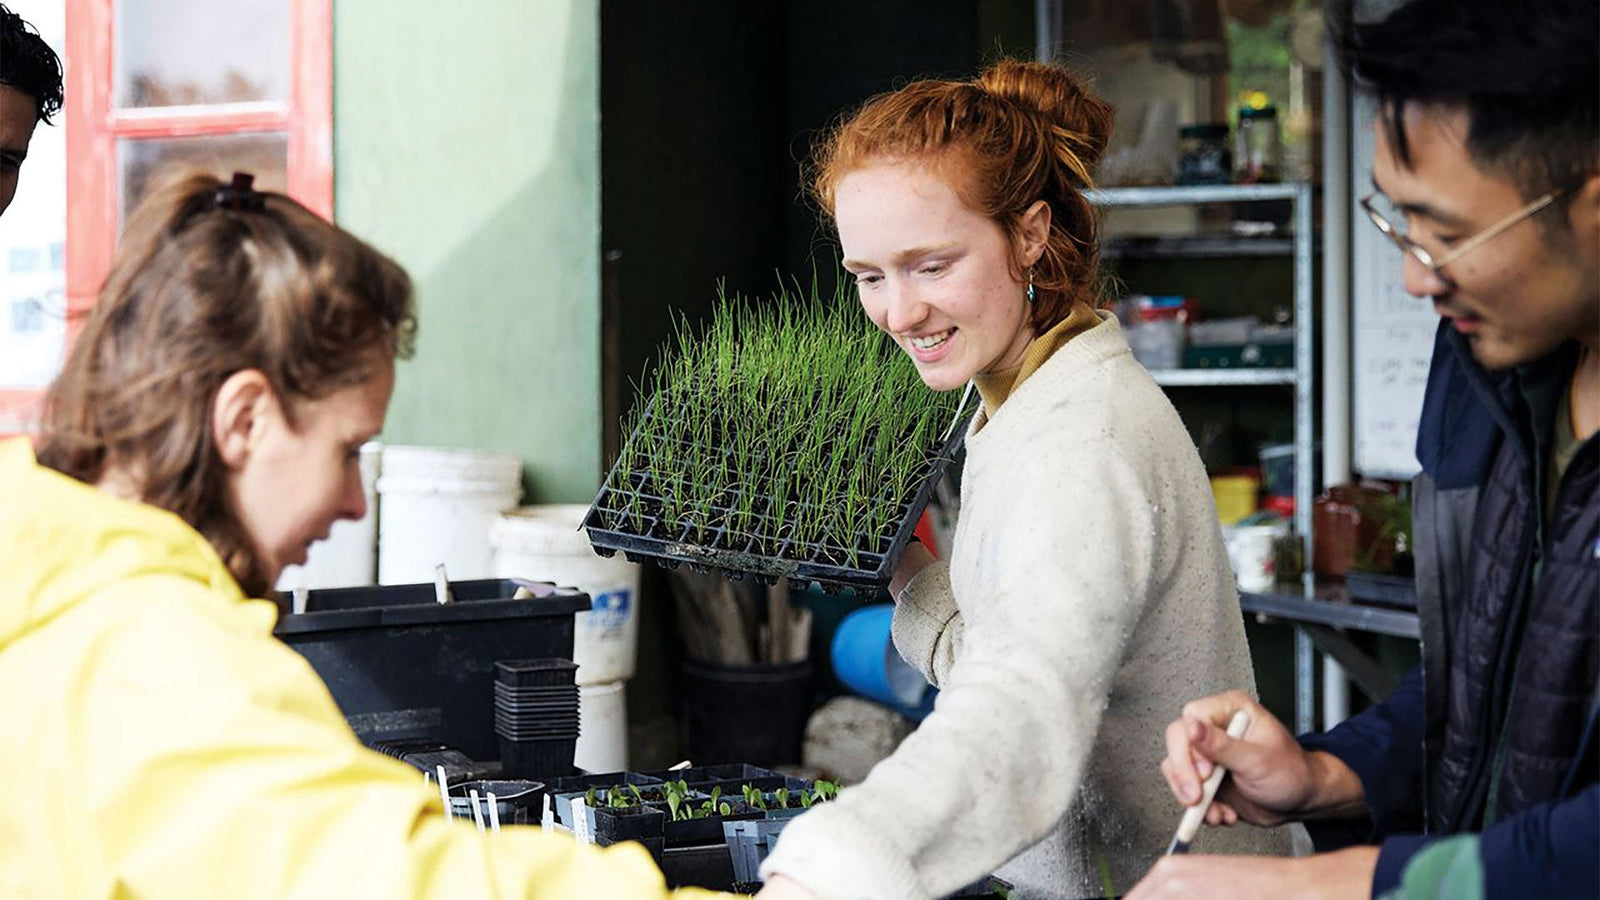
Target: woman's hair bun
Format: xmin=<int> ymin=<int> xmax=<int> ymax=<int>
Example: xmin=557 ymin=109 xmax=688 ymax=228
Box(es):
xmin=977 ymin=59 xmax=1115 ymax=170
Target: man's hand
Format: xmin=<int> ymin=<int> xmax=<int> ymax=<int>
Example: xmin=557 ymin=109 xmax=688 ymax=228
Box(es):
xmin=889 ymin=539 xmax=937 ymax=599
xmin=1160 ymin=691 xmax=1365 ymax=827
xmin=754 ymin=874 xmax=821 ymax=900
xmin=1125 ymin=847 xmax=1379 ymax=900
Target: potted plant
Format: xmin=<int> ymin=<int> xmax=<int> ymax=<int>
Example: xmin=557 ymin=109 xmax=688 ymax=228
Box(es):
xmin=583 ymin=277 xmax=975 ymax=595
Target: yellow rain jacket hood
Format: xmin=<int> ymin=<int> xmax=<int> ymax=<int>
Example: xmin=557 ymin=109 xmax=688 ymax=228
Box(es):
xmin=0 ymin=438 xmax=719 ymax=899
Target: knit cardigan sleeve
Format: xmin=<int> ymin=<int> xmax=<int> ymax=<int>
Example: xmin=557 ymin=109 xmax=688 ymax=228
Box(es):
xmin=761 ymin=426 xmax=1161 ymax=900
xmin=890 ymin=561 xmax=963 ymax=687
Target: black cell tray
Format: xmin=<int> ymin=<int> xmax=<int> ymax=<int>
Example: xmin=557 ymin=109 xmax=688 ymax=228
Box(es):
xmin=583 ymin=406 xmax=974 ymax=595
xmin=274 ymin=578 xmax=590 ymax=762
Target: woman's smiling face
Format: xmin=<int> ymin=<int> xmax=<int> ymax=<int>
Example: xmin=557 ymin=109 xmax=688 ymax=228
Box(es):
xmin=836 ymin=160 xmax=1043 ymax=392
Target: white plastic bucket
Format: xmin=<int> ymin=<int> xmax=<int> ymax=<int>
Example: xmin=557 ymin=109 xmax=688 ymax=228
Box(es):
xmin=376 ymin=445 xmax=523 ymax=585
xmin=491 ymin=504 xmax=641 ymax=684
xmin=278 ymin=442 xmax=382 ymax=591
xmin=574 ymin=680 xmax=628 ymax=774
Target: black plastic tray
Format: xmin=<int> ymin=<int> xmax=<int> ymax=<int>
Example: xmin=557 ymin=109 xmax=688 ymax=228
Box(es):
xmin=583 ymin=402 xmax=974 ymax=595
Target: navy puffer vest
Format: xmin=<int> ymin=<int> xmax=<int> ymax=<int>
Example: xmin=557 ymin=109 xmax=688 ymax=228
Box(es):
xmin=1430 ymin=340 xmax=1600 ymax=832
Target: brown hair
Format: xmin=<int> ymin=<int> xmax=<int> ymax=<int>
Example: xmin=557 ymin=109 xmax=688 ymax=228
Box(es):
xmin=809 ymin=59 xmax=1115 ymax=331
xmin=38 ymin=170 xmax=416 ymax=597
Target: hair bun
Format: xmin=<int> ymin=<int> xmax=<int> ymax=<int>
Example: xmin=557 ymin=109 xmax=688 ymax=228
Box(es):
xmin=977 ymin=59 xmax=1115 ymax=170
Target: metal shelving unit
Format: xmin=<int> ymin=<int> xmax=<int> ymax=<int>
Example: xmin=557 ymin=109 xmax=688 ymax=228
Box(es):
xmin=1089 ymin=182 xmax=1323 ymax=732
xmin=1150 ymin=368 xmax=1297 ymax=387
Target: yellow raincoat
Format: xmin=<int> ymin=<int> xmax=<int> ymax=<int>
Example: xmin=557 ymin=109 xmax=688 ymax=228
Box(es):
xmin=0 ymin=439 xmax=724 ymax=899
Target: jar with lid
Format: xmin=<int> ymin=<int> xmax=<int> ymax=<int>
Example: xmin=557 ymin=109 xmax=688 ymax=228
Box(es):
xmin=1234 ymin=106 xmax=1282 ymax=184
xmin=1177 ymin=123 xmax=1231 ymax=185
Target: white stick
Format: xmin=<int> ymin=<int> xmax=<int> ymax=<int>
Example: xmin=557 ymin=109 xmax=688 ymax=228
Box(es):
xmin=571 ymin=796 xmax=592 ymax=844
xmin=433 ymin=563 xmax=452 ymax=605
xmin=487 ymin=792 xmax=502 ymax=833
xmin=469 ymin=789 xmax=486 ymax=833
xmin=541 ymin=793 xmax=555 ymax=831
xmin=1167 ymin=709 xmax=1251 ymax=854
xmin=435 ymin=765 xmax=452 ymax=819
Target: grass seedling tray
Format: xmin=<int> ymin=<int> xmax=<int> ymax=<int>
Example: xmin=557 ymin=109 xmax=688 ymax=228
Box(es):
xmin=584 ymin=278 xmax=975 ymax=595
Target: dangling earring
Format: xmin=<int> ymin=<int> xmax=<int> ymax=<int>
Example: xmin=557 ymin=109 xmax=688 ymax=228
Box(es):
xmin=1026 ymin=267 xmax=1036 ymax=305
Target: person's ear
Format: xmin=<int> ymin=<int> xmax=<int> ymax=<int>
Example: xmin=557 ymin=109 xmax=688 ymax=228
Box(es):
xmin=1018 ymin=199 xmax=1052 ymax=267
xmin=212 ymin=369 xmax=276 ymax=469
xmin=1571 ymin=170 xmax=1600 ymax=249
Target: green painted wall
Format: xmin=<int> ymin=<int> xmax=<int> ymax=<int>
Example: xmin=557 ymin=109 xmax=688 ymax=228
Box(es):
xmin=334 ymin=0 xmax=601 ymax=502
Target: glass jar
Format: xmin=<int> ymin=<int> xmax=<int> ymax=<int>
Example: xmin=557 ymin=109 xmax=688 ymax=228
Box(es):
xmin=1177 ymin=123 xmax=1232 ymax=185
xmin=1234 ymin=106 xmax=1282 ymax=184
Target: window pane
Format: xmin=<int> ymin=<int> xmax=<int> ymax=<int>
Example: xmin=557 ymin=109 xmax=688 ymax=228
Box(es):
xmin=119 ymin=134 xmax=288 ymax=224
xmin=115 ymin=0 xmax=289 ymax=108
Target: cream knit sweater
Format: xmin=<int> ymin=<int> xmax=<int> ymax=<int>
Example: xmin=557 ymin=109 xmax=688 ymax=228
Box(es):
xmin=761 ymin=314 xmax=1290 ymax=899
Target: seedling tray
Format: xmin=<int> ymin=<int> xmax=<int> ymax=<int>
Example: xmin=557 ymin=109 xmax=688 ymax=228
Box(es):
xmin=584 ymin=398 xmax=974 ymax=595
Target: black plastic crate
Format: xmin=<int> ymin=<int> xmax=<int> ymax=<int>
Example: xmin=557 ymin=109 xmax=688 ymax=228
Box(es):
xmin=583 ymin=399 xmax=975 ymax=595
xmin=274 ymin=578 xmax=590 ymax=761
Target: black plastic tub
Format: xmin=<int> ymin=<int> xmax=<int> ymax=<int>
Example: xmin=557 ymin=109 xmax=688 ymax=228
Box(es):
xmin=679 ymin=659 xmax=815 ymax=766
xmin=274 ymin=578 xmax=590 ymax=761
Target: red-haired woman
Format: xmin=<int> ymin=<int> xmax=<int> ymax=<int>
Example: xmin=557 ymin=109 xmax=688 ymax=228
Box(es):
xmin=758 ymin=62 xmax=1290 ymax=900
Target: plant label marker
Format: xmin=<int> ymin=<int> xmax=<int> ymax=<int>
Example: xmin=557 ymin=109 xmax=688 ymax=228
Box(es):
xmin=541 ymin=793 xmax=555 ymax=831
xmin=434 ymin=765 xmax=452 ymax=819
xmin=571 ymin=796 xmax=592 ymax=844
xmin=487 ymin=792 xmax=501 ymax=833
xmin=469 ymin=789 xmax=486 ymax=833
xmin=433 ymin=563 xmax=453 ymax=605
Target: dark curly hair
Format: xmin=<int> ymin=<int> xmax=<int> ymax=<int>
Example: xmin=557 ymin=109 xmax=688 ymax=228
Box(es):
xmin=0 ymin=2 xmax=64 ymax=124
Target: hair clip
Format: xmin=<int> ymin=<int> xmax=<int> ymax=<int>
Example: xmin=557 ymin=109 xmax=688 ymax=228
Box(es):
xmin=214 ymin=171 xmax=266 ymax=212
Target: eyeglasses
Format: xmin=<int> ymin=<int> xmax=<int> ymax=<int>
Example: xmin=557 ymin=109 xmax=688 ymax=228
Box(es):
xmin=1359 ymin=186 xmax=1570 ymax=286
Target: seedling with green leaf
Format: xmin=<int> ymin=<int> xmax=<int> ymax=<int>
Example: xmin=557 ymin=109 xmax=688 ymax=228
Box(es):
xmin=585 ymin=275 xmax=975 ymax=593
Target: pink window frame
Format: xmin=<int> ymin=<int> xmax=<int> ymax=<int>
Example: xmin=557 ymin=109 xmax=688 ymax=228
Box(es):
xmin=0 ymin=0 xmax=332 ymax=432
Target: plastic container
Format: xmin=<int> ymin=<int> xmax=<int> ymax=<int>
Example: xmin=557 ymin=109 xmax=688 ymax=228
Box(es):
xmin=1235 ymin=105 xmax=1282 ymax=184
xmin=831 ymin=605 xmax=933 ymax=718
xmin=493 ymin=505 xmax=642 ymax=684
xmin=277 ymin=441 xmax=382 ymax=592
xmin=1210 ymin=472 xmax=1260 ymax=525
xmin=446 ymin=779 xmax=546 ymax=825
xmin=1126 ymin=319 xmax=1187 ymax=370
xmin=584 ymin=399 xmax=975 ymax=596
xmin=1177 ymin=123 xmax=1231 ymax=185
xmin=679 ymin=659 xmax=815 ymax=766
xmin=1226 ymin=520 xmax=1287 ymax=593
xmin=273 ymin=577 xmax=589 ymax=761
xmin=1258 ymin=442 xmax=1295 ymax=517
xmin=575 ymin=681 xmax=629 ymax=774
xmin=377 ymin=445 xmax=522 ymax=585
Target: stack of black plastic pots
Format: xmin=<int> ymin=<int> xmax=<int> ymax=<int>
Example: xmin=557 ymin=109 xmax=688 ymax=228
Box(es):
xmin=494 ymin=658 xmax=580 ymax=778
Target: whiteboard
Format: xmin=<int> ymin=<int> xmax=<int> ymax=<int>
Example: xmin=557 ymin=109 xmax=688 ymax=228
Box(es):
xmin=1351 ymin=93 xmax=1435 ymax=480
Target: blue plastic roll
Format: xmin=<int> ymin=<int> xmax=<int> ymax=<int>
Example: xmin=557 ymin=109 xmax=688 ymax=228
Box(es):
xmin=831 ymin=604 xmax=934 ymax=720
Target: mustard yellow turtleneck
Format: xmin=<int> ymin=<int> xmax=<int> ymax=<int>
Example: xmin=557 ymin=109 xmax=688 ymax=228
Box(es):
xmin=973 ymin=303 xmax=1101 ymax=419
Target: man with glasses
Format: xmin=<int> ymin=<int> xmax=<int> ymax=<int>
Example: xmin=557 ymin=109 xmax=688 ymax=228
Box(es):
xmin=1131 ymin=0 xmax=1596 ymax=898
xmin=0 ymin=2 xmax=63 ymax=219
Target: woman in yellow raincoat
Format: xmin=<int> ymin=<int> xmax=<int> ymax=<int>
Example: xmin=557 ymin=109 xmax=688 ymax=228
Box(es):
xmin=0 ymin=170 xmax=721 ymax=899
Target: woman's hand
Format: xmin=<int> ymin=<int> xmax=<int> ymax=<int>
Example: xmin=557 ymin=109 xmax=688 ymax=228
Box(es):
xmin=889 ymin=539 xmax=937 ymax=599
xmin=1159 ymin=691 xmax=1364 ymax=827
xmin=754 ymin=874 xmax=822 ymax=900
